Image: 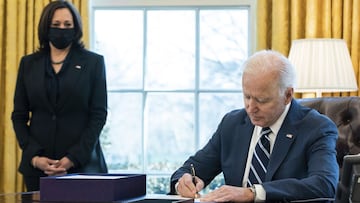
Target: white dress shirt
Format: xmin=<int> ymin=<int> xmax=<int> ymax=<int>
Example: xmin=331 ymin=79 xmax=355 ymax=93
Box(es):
xmin=242 ymin=103 xmax=291 ymax=202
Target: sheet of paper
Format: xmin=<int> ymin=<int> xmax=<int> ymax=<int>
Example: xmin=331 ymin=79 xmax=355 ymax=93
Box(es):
xmin=145 ymin=194 xmax=190 ymax=200
xmin=194 ymin=198 xmax=216 ymax=203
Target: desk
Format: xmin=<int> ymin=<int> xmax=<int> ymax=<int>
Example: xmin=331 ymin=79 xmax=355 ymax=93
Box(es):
xmin=0 ymin=192 xmax=194 ymax=203
xmin=0 ymin=191 xmax=40 ymax=203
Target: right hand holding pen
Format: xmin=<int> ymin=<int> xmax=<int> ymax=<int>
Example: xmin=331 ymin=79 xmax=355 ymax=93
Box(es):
xmin=177 ymin=173 xmax=204 ymax=198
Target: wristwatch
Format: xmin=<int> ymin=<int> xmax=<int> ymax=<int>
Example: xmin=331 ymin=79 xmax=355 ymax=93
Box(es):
xmin=248 ymin=185 xmax=256 ymax=200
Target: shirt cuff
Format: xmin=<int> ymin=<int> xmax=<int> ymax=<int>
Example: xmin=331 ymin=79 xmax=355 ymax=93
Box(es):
xmin=253 ymin=184 xmax=266 ymax=202
xmin=175 ymin=182 xmax=180 ymax=194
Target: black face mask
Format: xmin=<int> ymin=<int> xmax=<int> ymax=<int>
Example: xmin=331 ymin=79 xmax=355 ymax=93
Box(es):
xmin=48 ymin=27 xmax=75 ymax=49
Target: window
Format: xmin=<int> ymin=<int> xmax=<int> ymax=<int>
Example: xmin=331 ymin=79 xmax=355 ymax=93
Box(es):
xmin=91 ymin=0 xmax=255 ymax=194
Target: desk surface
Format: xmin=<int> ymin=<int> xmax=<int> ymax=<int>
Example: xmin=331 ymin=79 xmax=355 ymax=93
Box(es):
xmin=0 ymin=192 xmax=194 ymax=203
xmin=0 ymin=191 xmax=40 ymax=203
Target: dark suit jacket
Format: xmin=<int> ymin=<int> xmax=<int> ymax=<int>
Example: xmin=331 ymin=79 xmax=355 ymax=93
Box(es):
xmin=170 ymin=99 xmax=339 ymax=202
xmin=12 ymin=47 xmax=108 ymax=176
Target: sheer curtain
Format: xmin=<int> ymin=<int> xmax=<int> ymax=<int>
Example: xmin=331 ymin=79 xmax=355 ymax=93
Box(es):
xmin=0 ymin=0 xmax=89 ymax=193
xmin=257 ymin=0 xmax=359 ymax=97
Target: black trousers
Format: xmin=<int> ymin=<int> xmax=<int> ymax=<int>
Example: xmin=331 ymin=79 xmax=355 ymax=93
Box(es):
xmin=23 ymin=176 xmax=40 ymax=191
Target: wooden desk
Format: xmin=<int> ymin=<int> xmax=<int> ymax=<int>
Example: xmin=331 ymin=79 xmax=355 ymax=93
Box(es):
xmin=0 ymin=191 xmax=40 ymax=203
xmin=0 ymin=192 xmax=194 ymax=203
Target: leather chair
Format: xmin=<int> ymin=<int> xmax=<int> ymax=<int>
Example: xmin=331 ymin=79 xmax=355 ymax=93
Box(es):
xmin=297 ymin=96 xmax=360 ymax=168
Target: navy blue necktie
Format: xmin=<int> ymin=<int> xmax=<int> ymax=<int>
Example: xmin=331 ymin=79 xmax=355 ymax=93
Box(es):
xmin=247 ymin=127 xmax=271 ymax=187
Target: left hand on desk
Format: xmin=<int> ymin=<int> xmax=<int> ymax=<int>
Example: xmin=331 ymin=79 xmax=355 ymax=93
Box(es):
xmin=200 ymin=185 xmax=254 ymax=203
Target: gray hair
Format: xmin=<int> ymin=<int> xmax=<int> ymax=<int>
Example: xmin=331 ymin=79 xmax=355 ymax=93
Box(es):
xmin=242 ymin=50 xmax=296 ymax=94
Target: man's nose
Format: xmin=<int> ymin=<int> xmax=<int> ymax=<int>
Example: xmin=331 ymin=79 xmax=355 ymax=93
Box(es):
xmin=247 ymin=100 xmax=258 ymax=112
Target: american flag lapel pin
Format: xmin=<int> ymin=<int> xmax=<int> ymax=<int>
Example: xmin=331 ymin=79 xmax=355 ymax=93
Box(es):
xmin=286 ymin=134 xmax=293 ymax=139
xmin=75 ymin=65 xmax=81 ymax=69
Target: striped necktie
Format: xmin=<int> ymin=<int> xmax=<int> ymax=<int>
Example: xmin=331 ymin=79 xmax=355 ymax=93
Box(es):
xmin=247 ymin=127 xmax=271 ymax=187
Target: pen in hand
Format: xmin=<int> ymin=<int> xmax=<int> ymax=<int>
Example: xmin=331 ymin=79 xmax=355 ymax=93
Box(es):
xmin=190 ymin=164 xmax=199 ymax=198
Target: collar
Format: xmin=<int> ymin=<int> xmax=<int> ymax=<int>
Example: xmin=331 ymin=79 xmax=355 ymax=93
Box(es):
xmin=255 ymin=102 xmax=291 ymax=136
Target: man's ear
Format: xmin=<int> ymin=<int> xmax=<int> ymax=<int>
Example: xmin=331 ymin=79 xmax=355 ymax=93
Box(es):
xmin=285 ymin=88 xmax=293 ymax=104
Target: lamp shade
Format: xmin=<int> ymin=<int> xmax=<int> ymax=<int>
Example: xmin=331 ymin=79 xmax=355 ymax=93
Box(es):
xmin=288 ymin=38 xmax=358 ymax=95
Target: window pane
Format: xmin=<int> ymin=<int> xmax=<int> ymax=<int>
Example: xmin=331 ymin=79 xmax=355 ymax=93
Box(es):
xmin=146 ymin=10 xmax=195 ymax=90
xmin=199 ymin=93 xmax=244 ymax=147
xmin=93 ymin=4 xmax=251 ymax=194
xmin=145 ymin=93 xmax=195 ymax=173
xmin=94 ymin=10 xmax=144 ymax=90
xmin=101 ymin=93 xmax=143 ymax=171
xmin=147 ymin=175 xmax=170 ymax=194
xmin=199 ymin=10 xmax=248 ymax=90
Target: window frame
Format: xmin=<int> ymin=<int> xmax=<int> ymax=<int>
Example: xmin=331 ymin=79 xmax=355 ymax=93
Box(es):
xmin=89 ymin=0 xmax=256 ymax=55
xmin=89 ymin=0 xmax=256 ymax=193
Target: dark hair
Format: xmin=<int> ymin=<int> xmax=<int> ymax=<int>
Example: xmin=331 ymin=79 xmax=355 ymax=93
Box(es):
xmin=37 ymin=0 xmax=84 ymax=52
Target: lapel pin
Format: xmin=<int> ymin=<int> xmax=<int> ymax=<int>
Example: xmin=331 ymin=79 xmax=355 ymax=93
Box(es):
xmin=286 ymin=134 xmax=293 ymax=139
xmin=75 ymin=65 xmax=81 ymax=69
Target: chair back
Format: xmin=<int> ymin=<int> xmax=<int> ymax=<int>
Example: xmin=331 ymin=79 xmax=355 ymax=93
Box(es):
xmin=298 ymin=96 xmax=360 ymax=167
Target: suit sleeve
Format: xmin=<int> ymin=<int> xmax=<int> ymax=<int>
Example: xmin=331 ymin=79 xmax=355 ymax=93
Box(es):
xmin=11 ymin=57 xmax=44 ymax=162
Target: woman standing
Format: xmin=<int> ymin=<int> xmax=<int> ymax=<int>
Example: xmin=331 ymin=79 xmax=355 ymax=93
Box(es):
xmin=11 ymin=0 xmax=108 ymax=191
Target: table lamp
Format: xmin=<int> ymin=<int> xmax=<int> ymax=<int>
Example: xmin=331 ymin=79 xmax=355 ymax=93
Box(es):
xmin=288 ymin=38 xmax=358 ymax=97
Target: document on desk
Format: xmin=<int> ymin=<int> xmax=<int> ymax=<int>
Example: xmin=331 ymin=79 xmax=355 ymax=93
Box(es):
xmin=145 ymin=194 xmax=190 ymax=200
xmin=135 ymin=195 xmax=214 ymax=203
xmin=194 ymin=198 xmax=215 ymax=203
xmin=131 ymin=194 xmax=193 ymax=203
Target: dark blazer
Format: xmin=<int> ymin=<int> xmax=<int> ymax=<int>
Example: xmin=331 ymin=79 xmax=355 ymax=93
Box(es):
xmin=170 ymin=99 xmax=339 ymax=202
xmin=12 ymin=47 xmax=108 ymax=176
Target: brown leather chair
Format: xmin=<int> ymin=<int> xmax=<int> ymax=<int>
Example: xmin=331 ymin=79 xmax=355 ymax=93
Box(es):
xmin=297 ymin=96 xmax=360 ymax=168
